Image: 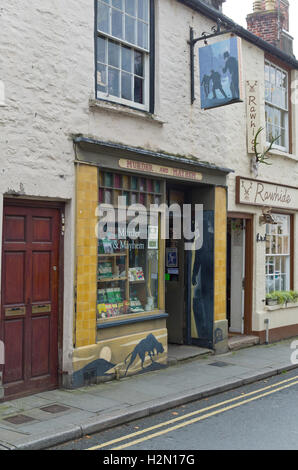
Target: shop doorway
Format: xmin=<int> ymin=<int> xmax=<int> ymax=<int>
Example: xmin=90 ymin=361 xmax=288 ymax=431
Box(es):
xmin=165 ymin=189 xmax=186 ymax=344
xmin=165 ymin=184 xmax=215 ymax=349
xmin=0 ymin=201 xmax=62 ymax=400
xmin=227 ymin=214 xmax=253 ymax=336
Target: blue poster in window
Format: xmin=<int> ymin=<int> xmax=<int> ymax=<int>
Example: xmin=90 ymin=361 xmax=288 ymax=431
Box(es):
xmin=199 ymin=37 xmax=243 ymax=110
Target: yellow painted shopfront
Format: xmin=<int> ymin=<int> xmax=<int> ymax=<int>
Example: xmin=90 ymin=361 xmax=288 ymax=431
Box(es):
xmin=71 ymin=137 xmax=231 ymax=387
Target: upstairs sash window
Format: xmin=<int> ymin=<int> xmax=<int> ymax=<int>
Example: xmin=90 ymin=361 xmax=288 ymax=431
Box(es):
xmin=265 ymin=61 xmax=289 ymax=152
xmin=96 ymin=0 xmax=151 ymax=110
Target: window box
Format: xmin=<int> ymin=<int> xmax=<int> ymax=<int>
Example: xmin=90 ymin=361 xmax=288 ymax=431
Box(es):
xmin=265 ymin=302 xmax=298 ymax=312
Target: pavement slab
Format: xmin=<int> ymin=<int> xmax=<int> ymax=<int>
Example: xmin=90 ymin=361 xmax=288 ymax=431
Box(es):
xmin=0 ymin=337 xmax=297 ymax=450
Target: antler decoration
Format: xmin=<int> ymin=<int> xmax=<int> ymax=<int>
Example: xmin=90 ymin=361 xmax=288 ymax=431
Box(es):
xmin=253 ymin=126 xmax=280 ymax=165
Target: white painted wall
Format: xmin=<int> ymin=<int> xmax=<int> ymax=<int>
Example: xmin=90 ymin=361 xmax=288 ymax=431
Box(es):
xmin=0 ymin=0 xmax=298 ymax=361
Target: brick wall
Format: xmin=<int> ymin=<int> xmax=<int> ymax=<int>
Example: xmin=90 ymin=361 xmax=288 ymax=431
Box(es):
xmin=247 ymin=0 xmax=289 ymax=49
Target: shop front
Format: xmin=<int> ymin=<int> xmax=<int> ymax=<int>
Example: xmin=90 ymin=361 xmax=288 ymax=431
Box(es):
xmin=71 ymin=137 xmax=232 ymax=386
xmin=234 ymin=176 xmax=298 ymax=343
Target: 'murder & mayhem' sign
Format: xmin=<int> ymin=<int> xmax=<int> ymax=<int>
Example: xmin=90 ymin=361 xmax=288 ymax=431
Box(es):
xmin=119 ymin=159 xmax=203 ymax=182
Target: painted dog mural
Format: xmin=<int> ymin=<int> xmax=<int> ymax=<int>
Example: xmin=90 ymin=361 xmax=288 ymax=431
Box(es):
xmin=124 ymin=333 xmax=164 ymax=376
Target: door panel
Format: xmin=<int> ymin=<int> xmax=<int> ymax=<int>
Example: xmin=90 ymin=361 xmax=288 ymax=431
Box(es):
xmin=4 ymin=319 xmax=24 ymax=383
xmin=32 ymin=251 xmax=51 ymax=301
xmin=31 ymin=316 xmax=50 ymax=377
xmin=1 ymin=204 xmax=60 ymax=399
xmin=32 ymin=217 xmax=52 ymax=242
xmin=3 ymin=252 xmax=26 ymax=305
xmin=4 ymin=216 xmax=26 ymax=242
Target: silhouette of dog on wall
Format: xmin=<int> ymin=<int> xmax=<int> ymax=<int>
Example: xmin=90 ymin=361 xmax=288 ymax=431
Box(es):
xmin=124 ymin=333 xmax=164 ymax=376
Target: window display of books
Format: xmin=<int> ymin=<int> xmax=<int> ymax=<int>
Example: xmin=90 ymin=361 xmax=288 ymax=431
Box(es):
xmin=96 ymin=287 xmax=144 ymax=319
xmin=97 ymin=287 xmax=130 ymax=319
xmin=128 ymin=267 xmax=145 ymax=282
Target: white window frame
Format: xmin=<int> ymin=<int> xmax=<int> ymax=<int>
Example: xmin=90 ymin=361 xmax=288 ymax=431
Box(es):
xmin=96 ymin=0 xmax=150 ymax=111
xmin=265 ymin=60 xmax=289 ymax=153
xmin=265 ymin=214 xmax=291 ymax=294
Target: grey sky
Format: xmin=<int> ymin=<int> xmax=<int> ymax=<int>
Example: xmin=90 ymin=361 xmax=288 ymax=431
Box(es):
xmin=222 ymin=0 xmax=298 ymax=57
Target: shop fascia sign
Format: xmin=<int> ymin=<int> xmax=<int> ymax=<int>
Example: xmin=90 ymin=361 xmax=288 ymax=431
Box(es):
xmin=246 ymin=81 xmax=261 ymax=154
xmin=119 ymin=159 xmax=202 ymax=182
xmin=237 ymin=176 xmax=298 ymax=210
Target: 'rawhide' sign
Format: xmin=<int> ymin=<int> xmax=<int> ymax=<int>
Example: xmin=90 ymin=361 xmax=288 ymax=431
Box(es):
xmin=246 ymin=81 xmax=261 ymax=154
xmin=119 ymin=159 xmax=203 ymax=182
xmin=236 ymin=176 xmax=298 ymax=210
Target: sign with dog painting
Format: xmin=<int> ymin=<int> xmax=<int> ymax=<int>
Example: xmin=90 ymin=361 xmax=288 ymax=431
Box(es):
xmin=199 ymin=37 xmax=243 ymax=110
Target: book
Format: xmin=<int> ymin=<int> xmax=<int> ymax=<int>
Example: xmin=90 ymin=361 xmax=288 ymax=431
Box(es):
xmin=97 ymin=303 xmax=107 ymax=319
xmin=98 ymin=262 xmax=113 ymax=279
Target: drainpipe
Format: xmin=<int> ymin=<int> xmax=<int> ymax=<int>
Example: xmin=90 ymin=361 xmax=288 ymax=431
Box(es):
xmin=264 ymin=318 xmax=270 ymax=344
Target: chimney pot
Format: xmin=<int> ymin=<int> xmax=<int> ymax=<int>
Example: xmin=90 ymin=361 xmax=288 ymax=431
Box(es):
xmin=253 ymin=1 xmax=263 ymax=11
xmin=265 ymin=0 xmax=275 ymax=10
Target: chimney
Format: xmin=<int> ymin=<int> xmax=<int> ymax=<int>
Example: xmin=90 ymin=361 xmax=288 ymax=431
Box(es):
xmin=201 ymin=0 xmax=226 ymax=11
xmin=246 ymin=0 xmax=294 ymax=56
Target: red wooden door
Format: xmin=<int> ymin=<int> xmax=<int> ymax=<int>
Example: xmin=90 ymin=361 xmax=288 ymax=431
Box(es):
xmin=0 ymin=204 xmax=60 ymax=399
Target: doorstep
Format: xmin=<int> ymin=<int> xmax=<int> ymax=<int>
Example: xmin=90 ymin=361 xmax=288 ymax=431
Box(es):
xmin=167 ymin=344 xmax=213 ymax=365
xmin=228 ymin=335 xmax=260 ymax=351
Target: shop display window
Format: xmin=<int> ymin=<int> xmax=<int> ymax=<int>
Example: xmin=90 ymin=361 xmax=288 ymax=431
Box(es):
xmin=97 ymin=170 xmax=162 ymax=321
xmin=265 ymin=214 xmax=291 ymax=293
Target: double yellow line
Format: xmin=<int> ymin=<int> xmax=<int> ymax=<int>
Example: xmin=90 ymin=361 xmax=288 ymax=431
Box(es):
xmin=88 ymin=374 xmax=298 ymax=450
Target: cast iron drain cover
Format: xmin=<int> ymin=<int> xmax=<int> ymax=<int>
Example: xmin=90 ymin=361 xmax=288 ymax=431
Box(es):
xmin=4 ymin=414 xmax=35 ymax=425
xmin=209 ymin=361 xmax=230 ymax=367
xmin=41 ymin=404 xmax=70 ymax=414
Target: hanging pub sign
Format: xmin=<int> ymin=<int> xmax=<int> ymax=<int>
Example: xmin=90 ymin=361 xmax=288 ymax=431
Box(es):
xmin=246 ymin=81 xmax=261 ymax=154
xmin=199 ymin=37 xmax=243 ymax=110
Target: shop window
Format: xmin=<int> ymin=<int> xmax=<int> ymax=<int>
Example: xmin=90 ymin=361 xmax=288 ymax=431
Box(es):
xmin=96 ymin=0 xmax=152 ymax=111
xmin=265 ymin=214 xmax=291 ymax=293
xmin=97 ymin=170 xmax=162 ymax=321
xmin=265 ymin=60 xmax=289 ymax=152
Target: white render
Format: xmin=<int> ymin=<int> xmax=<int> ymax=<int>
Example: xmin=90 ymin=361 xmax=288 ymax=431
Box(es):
xmin=0 ymin=0 xmax=298 ymax=375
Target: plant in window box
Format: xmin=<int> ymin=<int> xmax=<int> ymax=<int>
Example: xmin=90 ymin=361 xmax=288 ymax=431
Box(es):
xmin=289 ymin=291 xmax=298 ymax=303
xmin=266 ymin=293 xmax=278 ymax=306
xmin=268 ymin=291 xmax=293 ymax=306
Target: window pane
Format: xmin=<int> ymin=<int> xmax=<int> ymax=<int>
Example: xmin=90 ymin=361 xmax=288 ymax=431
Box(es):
xmin=137 ymin=20 xmax=148 ymax=49
xmin=284 ymin=236 xmax=289 ymax=253
xmin=125 ymin=0 xmax=136 ymax=16
xmin=125 ymin=15 xmax=136 ymax=44
xmin=97 ymin=36 xmax=106 ymax=64
xmin=122 ymin=72 xmax=132 ymax=100
xmin=138 ymin=0 xmax=149 ymax=21
xmin=134 ymin=76 xmax=143 ymax=103
xmin=108 ymin=41 xmax=120 ymax=67
xmin=112 ymin=8 xmax=123 ymax=38
xmin=108 ymin=67 xmax=120 ymax=96
xmin=112 ymin=0 xmax=123 ymax=8
xmin=134 ymin=50 xmax=143 ymax=76
xmin=265 ymin=63 xmax=270 ymax=82
xmin=122 ymin=46 xmax=132 ymax=72
xmin=98 ymin=2 xmax=110 ymax=34
xmin=97 ymin=63 xmax=107 ymax=93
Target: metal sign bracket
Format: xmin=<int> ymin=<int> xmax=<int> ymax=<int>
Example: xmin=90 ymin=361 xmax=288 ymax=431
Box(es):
xmin=188 ymin=18 xmax=236 ymax=104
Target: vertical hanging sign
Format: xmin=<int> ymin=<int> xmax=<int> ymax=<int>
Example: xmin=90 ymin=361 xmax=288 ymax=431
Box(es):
xmin=246 ymin=80 xmax=260 ymax=154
